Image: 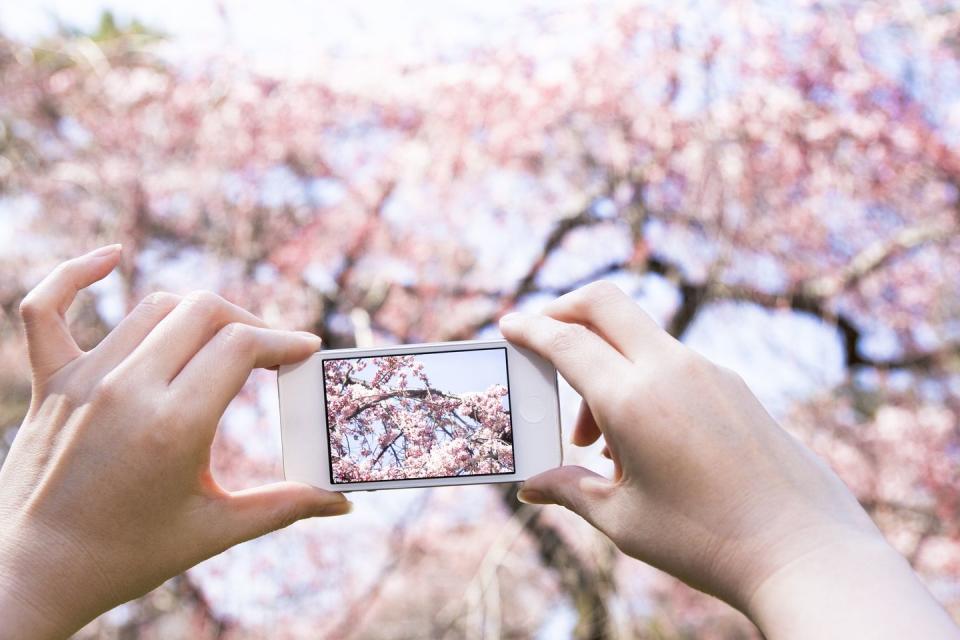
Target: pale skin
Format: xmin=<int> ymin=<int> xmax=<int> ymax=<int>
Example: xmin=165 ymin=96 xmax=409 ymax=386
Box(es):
xmin=0 ymin=251 xmax=957 ymax=639
xmin=501 ymin=281 xmax=960 ymax=639
xmin=0 ymin=246 xmax=350 ymax=639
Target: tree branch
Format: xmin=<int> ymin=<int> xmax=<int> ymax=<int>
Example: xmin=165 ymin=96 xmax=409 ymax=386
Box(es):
xmin=803 ymin=221 xmax=955 ymax=298
xmin=497 ymin=484 xmax=616 ymax=639
xmin=343 ymin=387 xmax=460 ymax=422
xmin=315 ymin=180 xmax=397 ymax=348
xmin=444 ymin=205 xmax=602 ymax=340
xmin=649 ymin=220 xmax=958 ymax=367
xmin=715 ymin=280 xmax=960 ymax=370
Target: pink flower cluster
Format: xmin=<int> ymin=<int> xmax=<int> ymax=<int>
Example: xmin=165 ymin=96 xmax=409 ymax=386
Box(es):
xmin=324 ymin=355 xmax=514 ymax=482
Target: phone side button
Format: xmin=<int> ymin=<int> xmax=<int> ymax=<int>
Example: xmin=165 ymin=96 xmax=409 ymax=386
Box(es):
xmin=519 ymin=396 xmax=546 ymax=423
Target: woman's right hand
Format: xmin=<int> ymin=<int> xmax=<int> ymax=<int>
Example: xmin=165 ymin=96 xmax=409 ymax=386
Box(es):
xmin=500 ymin=281 xmax=958 ymax=639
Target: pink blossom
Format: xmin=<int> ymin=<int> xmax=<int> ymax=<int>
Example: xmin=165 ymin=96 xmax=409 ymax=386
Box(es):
xmin=325 ymin=357 xmax=513 ymax=482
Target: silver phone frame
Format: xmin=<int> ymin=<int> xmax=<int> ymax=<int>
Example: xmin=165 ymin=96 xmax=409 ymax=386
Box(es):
xmin=277 ymin=339 xmax=562 ymax=492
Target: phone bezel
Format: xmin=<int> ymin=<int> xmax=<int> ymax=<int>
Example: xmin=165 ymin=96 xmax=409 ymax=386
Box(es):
xmin=277 ymin=339 xmax=562 ymax=492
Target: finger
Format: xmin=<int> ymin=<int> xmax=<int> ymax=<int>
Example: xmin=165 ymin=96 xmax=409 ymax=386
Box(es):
xmin=220 ymin=482 xmax=351 ymax=547
xmin=19 ymin=245 xmax=122 ymax=378
xmin=172 ymin=324 xmax=322 ymax=420
xmin=499 ymin=311 xmax=633 ymax=407
xmin=517 ymin=465 xmax=621 ymax=533
xmin=87 ymin=292 xmax=182 ymax=376
xmin=543 ymin=281 xmax=665 ymax=362
xmin=572 ymin=399 xmax=602 ymax=447
xmin=123 ymin=290 xmax=268 ymax=383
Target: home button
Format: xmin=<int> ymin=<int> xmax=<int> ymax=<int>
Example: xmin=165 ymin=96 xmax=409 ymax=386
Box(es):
xmin=520 ymin=396 xmax=546 ymax=423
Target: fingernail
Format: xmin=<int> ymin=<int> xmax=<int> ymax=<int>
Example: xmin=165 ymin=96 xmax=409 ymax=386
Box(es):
xmin=89 ymin=244 xmax=122 ymax=258
xmin=517 ymin=488 xmax=547 ymax=505
xmin=316 ymin=501 xmax=353 ymax=517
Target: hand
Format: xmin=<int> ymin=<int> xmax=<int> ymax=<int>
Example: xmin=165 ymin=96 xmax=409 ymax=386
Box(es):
xmin=500 ymin=281 xmax=958 ymax=639
xmin=0 ymin=246 xmax=350 ymax=639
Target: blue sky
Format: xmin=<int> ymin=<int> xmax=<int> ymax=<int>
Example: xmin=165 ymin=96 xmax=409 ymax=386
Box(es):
xmin=344 ymin=349 xmax=509 ymax=397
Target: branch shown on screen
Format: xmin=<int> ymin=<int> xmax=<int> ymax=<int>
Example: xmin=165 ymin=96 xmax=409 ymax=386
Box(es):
xmin=324 ymin=355 xmax=514 ymax=482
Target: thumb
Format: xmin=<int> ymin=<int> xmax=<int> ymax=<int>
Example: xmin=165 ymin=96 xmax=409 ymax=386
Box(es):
xmin=221 ymin=482 xmax=352 ymax=546
xmin=517 ymin=465 xmax=619 ymax=530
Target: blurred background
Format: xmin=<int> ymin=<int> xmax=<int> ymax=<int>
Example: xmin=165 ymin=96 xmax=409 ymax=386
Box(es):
xmin=1 ymin=0 xmax=959 ymax=637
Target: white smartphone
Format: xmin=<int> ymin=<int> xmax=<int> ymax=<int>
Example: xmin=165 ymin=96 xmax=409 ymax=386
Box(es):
xmin=277 ymin=339 xmax=562 ymax=492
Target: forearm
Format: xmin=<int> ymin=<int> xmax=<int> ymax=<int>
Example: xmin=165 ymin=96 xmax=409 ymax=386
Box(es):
xmin=746 ymin=532 xmax=959 ymax=639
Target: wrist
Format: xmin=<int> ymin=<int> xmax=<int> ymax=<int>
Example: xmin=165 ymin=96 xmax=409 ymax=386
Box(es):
xmin=744 ymin=528 xmax=957 ymax=639
xmin=0 ymin=575 xmax=68 ymax=640
xmin=0 ymin=515 xmax=106 ymax=639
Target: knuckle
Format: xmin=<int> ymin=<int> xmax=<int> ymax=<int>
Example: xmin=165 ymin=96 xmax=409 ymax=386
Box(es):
xmin=273 ymin=505 xmax=302 ymax=531
xmin=218 ymin=322 xmax=255 ymax=352
xmin=577 ymin=283 xmax=621 ymax=314
xmin=183 ymin=290 xmax=225 ymax=316
xmin=673 ymin=349 xmax=717 ymax=383
xmin=584 ymin=279 xmax=623 ymax=302
xmin=556 ymin=281 xmax=622 ymax=316
xmin=90 ymin=373 xmax=124 ymax=407
xmin=18 ymin=293 xmax=42 ymax=321
xmin=140 ymin=291 xmax=181 ymax=310
xmin=50 ymin=261 xmax=74 ymax=280
xmin=548 ymin=323 xmax=586 ymax=354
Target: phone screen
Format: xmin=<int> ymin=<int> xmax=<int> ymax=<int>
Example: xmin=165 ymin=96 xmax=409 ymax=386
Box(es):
xmin=321 ymin=348 xmax=516 ymax=484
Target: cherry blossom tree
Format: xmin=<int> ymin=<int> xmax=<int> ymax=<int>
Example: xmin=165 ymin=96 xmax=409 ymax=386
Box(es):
xmin=1 ymin=1 xmax=959 ymax=638
xmin=325 ymin=355 xmax=513 ymax=482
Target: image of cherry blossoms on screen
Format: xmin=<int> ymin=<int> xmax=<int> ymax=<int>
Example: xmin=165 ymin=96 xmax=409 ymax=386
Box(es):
xmin=323 ymin=350 xmax=514 ymax=483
